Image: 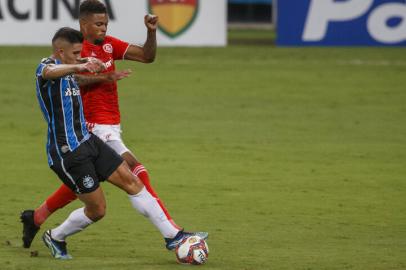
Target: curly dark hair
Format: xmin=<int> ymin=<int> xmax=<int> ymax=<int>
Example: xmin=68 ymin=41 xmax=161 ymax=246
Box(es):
xmin=79 ymin=0 xmax=107 ymax=18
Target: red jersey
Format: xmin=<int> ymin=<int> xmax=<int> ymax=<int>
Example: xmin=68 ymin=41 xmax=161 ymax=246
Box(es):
xmin=80 ymin=36 xmax=130 ymax=124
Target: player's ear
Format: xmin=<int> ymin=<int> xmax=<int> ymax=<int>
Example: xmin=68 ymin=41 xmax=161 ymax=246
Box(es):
xmin=79 ymin=17 xmax=87 ymax=29
xmin=58 ymin=48 xmax=64 ymax=59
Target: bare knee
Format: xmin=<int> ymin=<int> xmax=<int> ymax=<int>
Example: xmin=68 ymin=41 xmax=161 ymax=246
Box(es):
xmin=109 ymin=163 xmax=145 ymax=195
xmin=118 ymin=170 xmax=144 ymax=195
xmin=123 ymin=176 xmax=144 ymax=195
xmin=85 ymin=204 xmax=106 ymax=222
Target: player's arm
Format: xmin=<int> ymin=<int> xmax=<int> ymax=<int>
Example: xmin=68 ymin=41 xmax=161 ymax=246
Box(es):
xmin=124 ymin=15 xmax=158 ymax=63
xmin=75 ymin=70 xmax=132 ymax=87
xmin=42 ymin=60 xmax=105 ymax=80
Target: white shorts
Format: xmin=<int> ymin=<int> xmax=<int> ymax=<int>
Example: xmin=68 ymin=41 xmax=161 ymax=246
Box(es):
xmin=87 ymin=123 xmax=130 ymax=156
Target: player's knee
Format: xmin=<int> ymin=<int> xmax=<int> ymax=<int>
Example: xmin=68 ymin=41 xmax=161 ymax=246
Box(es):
xmin=93 ymin=207 xmax=106 ymax=221
xmin=86 ymin=204 xmax=106 ymax=221
xmin=124 ymin=176 xmax=144 ymax=195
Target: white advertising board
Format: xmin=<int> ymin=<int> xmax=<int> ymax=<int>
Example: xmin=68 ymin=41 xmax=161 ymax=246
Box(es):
xmin=0 ymin=0 xmax=227 ymax=46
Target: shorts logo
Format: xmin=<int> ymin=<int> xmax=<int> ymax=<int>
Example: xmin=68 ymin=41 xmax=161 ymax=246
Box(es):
xmin=83 ymin=175 xmax=95 ymax=189
xmin=61 ymin=145 xmax=70 ymax=154
xmin=148 ymin=0 xmax=199 ymax=38
xmin=103 ymin=44 xmax=113 ymax=54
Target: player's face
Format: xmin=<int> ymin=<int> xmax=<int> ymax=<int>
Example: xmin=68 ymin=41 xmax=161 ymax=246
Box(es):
xmin=82 ymin=13 xmax=109 ymax=44
xmin=60 ymin=43 xmax=83 ymax=65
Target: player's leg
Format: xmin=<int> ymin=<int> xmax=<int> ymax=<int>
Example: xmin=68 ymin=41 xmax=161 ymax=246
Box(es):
xmin=43 ymin=184 xmax=77 ymax=214
xmin=21 ymin=184 xmax=77 ymax=248
xmin=92 ymin=124 xmax=177 ymax=223
xmin=49 ymin=187 xmax=106 ymax=240
xmin=107 ymin=162 xmax=208 ymax=250
xmin=91 ymin=133 xmax=181 ymax=239
xmin=106 ymin=137 xmax=178 ymax=226
xmin=122 ymin=150 xmax=175 ymax=221
xmin=43 ymin=187 xmax=105 ymax=259
xmin=42 ymin=137 xmax=109 ymax=259
xmin=107 ymin=162 xmax=181 ymax=238
xmin=93 ymin=127 xmax=208 ymax=250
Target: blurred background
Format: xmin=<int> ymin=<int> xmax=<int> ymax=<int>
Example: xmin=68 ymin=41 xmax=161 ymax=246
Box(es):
xmin=228 ymin=0 xmax=272 ymax=24
xmin=0 ymin=1 xmax=405 ymax=270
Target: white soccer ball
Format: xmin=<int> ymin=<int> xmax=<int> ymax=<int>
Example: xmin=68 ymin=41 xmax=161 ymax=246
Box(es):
xmin=175 ymin=235 xmax=209 ymax=265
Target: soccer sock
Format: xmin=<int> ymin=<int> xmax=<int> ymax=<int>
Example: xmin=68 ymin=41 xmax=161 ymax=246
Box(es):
xmin=128 ymin=187 xmax=180 ymax=239
xmin=45 ymin=184 xmax=77 ymax=212
xmin=51 ymin=207 xmax=93 ymax=241
xmin=33 ymin=202 xmax=51 ymax=227
xmin=132 ymin=163 xmax=178 ymax=226
xmin=33 ymin=184 xmax=77 ymax=227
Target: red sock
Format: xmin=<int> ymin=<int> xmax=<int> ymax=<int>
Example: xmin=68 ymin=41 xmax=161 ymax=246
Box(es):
xmin=34 ymin=184 xmax=77 ymax=226
xmin=132 ymin=163 xmax=181 ymax=229
xmin=33 ymin=202 xmax=50 ymax=227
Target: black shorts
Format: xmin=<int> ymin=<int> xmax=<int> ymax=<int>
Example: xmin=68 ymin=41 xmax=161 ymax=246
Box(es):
xmin=50 ymin=134 xmax=123 ymax=194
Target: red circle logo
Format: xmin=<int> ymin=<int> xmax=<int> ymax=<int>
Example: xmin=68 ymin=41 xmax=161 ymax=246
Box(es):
xmin=103 ymin=44 xmax=113 ymax=54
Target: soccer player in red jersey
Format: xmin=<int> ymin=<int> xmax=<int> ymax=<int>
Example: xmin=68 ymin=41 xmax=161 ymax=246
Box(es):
xmin=22 ymin=0 xmax=207 ymax=251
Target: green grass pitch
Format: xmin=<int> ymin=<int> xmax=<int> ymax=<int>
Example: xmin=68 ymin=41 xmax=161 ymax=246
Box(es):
xmin=0 ymin=30 xmax=405 ymax=270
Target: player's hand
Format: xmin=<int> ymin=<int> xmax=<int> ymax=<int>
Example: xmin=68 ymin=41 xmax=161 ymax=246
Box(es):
xmin=145 ymin=14 xmax=158 ymax=31
xmin=78 ymin=57 xmax=106 ymax=73
xmin=104 ymin=69 xmax=132 ymax=83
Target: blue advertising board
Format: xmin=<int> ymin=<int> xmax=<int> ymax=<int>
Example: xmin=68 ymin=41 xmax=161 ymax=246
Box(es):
xmin=277 ymin=0 xmax=406 ymax=46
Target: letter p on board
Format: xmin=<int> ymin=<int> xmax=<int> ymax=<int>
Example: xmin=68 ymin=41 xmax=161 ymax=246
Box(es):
xmin=302 ymin=0 xmax=374 ymax=41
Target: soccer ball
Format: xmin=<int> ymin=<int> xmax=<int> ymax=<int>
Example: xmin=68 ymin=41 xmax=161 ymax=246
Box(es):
xmin=175 ymin=235 xmax=209 ymax=265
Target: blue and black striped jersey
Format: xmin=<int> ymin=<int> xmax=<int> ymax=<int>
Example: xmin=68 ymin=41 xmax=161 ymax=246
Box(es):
xmin=35 ymin=57 xmax=90 ymax=166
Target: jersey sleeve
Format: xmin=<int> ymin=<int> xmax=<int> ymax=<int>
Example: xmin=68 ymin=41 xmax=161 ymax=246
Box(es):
xmin=36 ymin=58 xmax=56 ymax=78
xmin=36 ymin=58 xmax=56 ymax=87
xmin=110 ymin=36 xmax=130 ymax=60
xmin=36 ymin=63 xmax=47 ymax=77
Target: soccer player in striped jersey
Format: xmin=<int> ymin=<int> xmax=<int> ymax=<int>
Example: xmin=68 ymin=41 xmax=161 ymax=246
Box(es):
xmin=34 ymin=27 xmax=207 ymax=260
xmin=23 ymin=0 xmax=208 ymax=252
xmin=22 ymin=3 xmax=177 ymax=239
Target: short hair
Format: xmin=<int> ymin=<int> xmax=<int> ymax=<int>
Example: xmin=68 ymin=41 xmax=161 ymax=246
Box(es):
xmin=79 ymin=0 xmax=107 ymax=18
xmin=52 ymin=27 xmax=83 ymax=45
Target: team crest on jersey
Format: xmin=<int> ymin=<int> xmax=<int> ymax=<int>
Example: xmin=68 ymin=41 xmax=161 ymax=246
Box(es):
xmin=103 ymin=43 xmax=113 ymax=54
xmin=148 ymin=0 xmax=199 ymax=38
xmin=83 ymin=175 xmax=95 ymax=189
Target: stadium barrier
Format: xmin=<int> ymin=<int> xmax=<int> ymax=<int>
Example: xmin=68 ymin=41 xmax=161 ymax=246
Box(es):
xmin=276 ymin=0 xmax=406 ymax=46
xmin=0 ymin=0 xmax=226 ymax=46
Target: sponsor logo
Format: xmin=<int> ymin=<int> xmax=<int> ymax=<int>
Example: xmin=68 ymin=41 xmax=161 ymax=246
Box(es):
xmin=148 ymin=0 xmax=199 ymax=38
xmin=103 ymin=43 xmax=113 ymax=54
xmin=104 ymin=59 xmax=113 ymax=69
xmin=278 ymin=0 xmax=406 ymax=46
xmin=0 ymin=0 xmax=115 ymax=20
xmin=303 ymin=0 xmax=406 ymax=44
xmin=65 ymin=87 xmax=80 ymax=97
xmin=83 ymin=175 xmax=95 ymax=189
